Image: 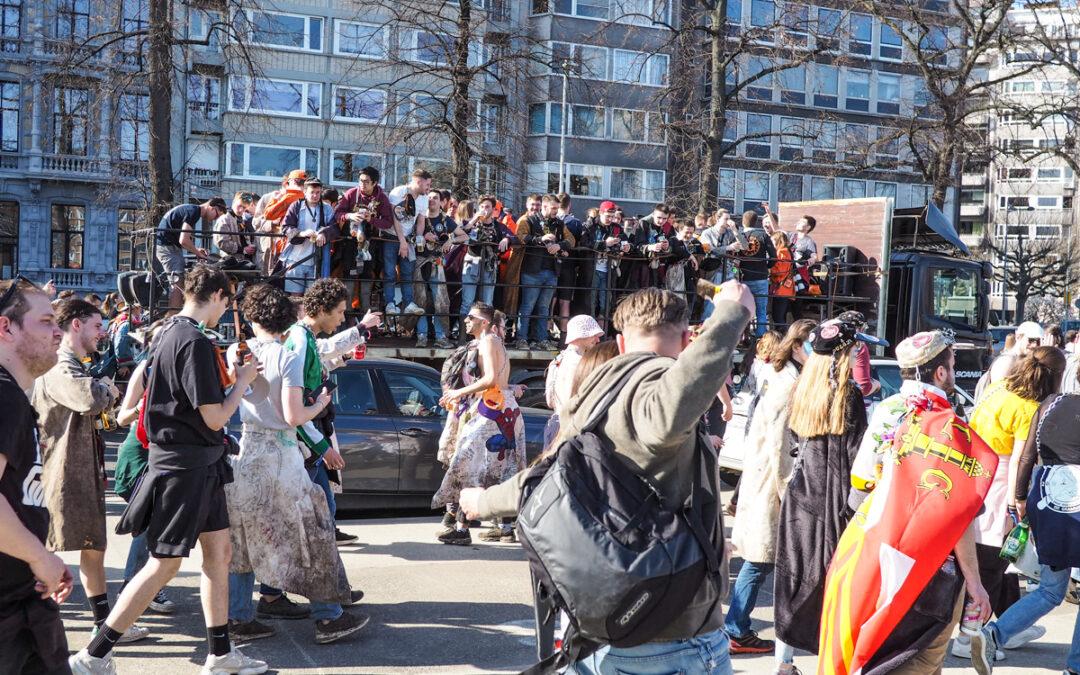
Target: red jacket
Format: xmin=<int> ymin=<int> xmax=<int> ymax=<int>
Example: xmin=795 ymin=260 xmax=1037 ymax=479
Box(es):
xmin=332 ymin=184 xmax=394 ymax=232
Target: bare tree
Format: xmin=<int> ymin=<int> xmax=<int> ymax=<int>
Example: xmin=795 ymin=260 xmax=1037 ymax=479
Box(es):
xmin=978 ymin=228 xmax=1080 ymax=320
xmin=325 ymin=0 xmax=541 ymax=198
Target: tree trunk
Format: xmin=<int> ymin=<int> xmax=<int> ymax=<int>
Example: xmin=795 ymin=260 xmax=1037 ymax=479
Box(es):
xmin=665 ymin=0 xmax=700 ymax=213
xmin=698 ymin=1 xmax=726 ymax=212
xmin=147 ymin=0 xmax=174 ymax=221
xmin=450 ymin=0 xmax=474 ymax=199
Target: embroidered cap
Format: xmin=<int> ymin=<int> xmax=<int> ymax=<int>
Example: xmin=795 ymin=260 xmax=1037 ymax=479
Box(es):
xmin=808 ymin=318 xmax=889 ymax=355
xmin=895 ymin=330 xmax=955 ymax=369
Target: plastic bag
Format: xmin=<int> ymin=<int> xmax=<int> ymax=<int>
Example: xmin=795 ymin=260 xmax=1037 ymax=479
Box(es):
xmin=1001 ymin=520 xmax=1040 ymax=581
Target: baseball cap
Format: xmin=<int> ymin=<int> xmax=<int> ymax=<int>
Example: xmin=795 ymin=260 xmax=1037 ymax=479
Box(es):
xmin=285 ymin=169 xmax=308 ymax=182
xmin=566 ymin=315 xmax=604 ymax=343
xmin=1016 ymin=321 xmax=1044 ymax=340
xmin=599 ymin=200 xmax=619 ymax=212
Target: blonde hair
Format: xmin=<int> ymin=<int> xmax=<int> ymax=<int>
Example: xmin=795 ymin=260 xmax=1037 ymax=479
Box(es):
xmin=755 ymin=330 xmax=783 ymax=362
xmin=455 ymin=199 xmax=477 ymax=222
xmin=612 ymin=288 xmax=688 ymax=337
xmin=788 ymin=349 xmax=856 ymax=437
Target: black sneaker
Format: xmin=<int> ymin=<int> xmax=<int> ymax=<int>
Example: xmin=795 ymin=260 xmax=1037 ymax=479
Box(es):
xmin=347 ymin=589 xmax=364 ymax=605
xmin=228 ymin=618 xmax=275 ymax=642
xmin=314 ymin=612 xmax=371 ymax=644
xmin=257 ymin=594 xmax=311 ymax=620
xmin=500 ymin=528 xmax=517 ymax=544
xmin=335 ymin=528 xmax=359 ymax=546
xmin=438 ymin=529 xmax=473 ymax=546
xmin=729 ymin=631 xmax=774 ymax=654
xmin=148 ymin=589 xmax=176 ymax=614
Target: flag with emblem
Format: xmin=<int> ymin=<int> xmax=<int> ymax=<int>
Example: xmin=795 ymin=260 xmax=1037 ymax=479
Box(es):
xmin=817 ymin=400 xmax=998 ymax=675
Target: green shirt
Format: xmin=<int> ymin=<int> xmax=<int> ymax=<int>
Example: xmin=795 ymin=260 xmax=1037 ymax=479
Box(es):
xmin=113 ymin=425 xmax=148 ymax=500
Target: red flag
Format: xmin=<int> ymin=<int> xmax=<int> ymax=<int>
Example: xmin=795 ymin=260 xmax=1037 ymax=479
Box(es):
xmin=818 ymin=400 xmax=998 ymax=675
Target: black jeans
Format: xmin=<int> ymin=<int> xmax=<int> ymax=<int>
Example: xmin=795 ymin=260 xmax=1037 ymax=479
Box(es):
xmin=976 ymin=542 xmax=1021 ymax=618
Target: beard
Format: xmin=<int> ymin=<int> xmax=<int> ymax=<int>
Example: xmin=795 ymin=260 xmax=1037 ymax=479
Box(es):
xmin=17 ymin=338 xmax=59 ymax=379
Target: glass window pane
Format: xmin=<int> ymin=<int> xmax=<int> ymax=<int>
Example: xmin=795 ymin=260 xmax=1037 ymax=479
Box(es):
xmin=750 ymin=0 xmax=774 ymax=27
xmin=744 ymin=171 xmax=770 ymax=201
xmin=612 ymin=109 xmax=645 ymax=142
xmin=529 ymin=103 xmax=547 ymax=134
xmin=842 ymin=179 xmax=866 ymax=198
xmin=571 ymin=105 xmax=604 ymax=137
xmin=778 ymin=174 xmax=803 ymax=202
xmin=247 ymin=145 xmax=301 ymax=177
xmin=611 ymin=168 xmax=643 ymax=201
xmin=718 ymin=169 xmax=736 ymax=198
xmin=810 ymin=177 xmax=833 ymax=200
xmin=252 ymin=11 xmax=306 ymax=49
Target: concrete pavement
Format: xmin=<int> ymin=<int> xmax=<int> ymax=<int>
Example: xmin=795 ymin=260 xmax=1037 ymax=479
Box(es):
xmin=57 ymin=498 xmax=1077 ymax=674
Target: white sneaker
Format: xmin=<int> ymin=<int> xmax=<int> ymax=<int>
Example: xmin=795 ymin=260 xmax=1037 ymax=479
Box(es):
xmin=69 ymin=649 xmax=117 ymax=675
xmin=403 ymin=302 xmax=425 ymax=315
xmin=385 ymin=303 xmax=400 ymax=314
xmin=951 ymin=634 xmax=1004 ymax=661
xmin=1003 ymin=624 xmax=1046 ymax=649
xmin=117 ymin=623 xmax=150 ymax=643
xmin=201 ymin=645 xmax=268 ymax=674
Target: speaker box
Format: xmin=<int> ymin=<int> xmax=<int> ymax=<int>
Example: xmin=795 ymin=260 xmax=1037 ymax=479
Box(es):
xmin=823 ymin=245 xmax=858 ymax=297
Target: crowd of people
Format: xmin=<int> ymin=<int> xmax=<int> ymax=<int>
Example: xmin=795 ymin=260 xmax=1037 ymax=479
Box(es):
xmin=4 ymin=232 xmax=1080 ymax=675
xmin=152 ymin=165 xmax=825 ymax=349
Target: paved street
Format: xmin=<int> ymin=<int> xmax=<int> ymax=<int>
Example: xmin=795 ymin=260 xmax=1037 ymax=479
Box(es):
xmin=56 ymin=494 xmax=1078 ymax=674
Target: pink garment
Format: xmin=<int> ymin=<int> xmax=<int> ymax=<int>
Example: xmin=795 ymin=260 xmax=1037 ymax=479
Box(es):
xmin=852 ymin=343 xmax=875 ymax=396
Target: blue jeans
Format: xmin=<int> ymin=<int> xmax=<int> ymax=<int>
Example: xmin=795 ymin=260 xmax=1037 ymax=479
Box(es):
xmin=518 ymin=270 xmax=557 ymax=342
xmin=700 ymin=270 xmax=726 ymax=320
xmin=459 ymin=258 xmax=496 ymax=316
xmin=382 ymin=240 xmax=415 ymax=306
xmin=724 ymin=560 xmax=774 ymax=639
xmin=744 ymin=279 xmax=769 ymax=337
xmin=569 ymin=628 xmax=732 ymax=674
xmin=992 ymin=564 xmax=1080 ymax=671
xmin=123 ymin=532 xmax=150 ymax=583
xmin=309 ymin=460 xmax=336 ymax=519
xmin=285 ymin=263 xmax=314 ymax=295
xmin=593 ymin=269 xmax=610 ymax=317
xmin=229 ymin=572 xmax=343 ymax=623
xmin=421 ymin=274 xmax=446 ymax=339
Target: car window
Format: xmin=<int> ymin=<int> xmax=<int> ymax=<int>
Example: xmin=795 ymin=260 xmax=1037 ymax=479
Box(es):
xmin=384 ymin=370 xmax=442 ymax=417
xmin=868 ymin=364 xmax=902 ymax=402
xmin=334 ymin=370 xmax=379 ymax=415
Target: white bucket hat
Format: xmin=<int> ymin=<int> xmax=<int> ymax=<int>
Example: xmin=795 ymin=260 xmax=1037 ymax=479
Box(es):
xmin=566 ymin=315 xmax=604 ymax=343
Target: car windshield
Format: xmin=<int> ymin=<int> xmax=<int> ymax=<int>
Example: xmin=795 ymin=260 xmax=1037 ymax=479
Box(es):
xmin=929 ymin=266 xmax=979 ymax=331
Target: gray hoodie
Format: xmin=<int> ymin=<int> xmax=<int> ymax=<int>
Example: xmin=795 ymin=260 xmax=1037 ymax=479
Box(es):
xmin=476 ymin=299 xmax=751 ymax=641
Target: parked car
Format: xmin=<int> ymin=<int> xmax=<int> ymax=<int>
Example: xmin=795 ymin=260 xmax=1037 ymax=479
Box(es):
xmin=231 ymin=357 xmax=550 ymax=511
xmin=989 ymin=326 xmax=1017 ymax=357
xmin=715 ymin=358 xmax=975 ymax=484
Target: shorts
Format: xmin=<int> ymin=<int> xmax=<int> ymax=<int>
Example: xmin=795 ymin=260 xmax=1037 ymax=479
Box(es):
xmin=0 ymin=598 xmax=69 ymax=674
xmin=155 ymin=244 xmax=186 ymax=285
xmin=118 ymin=458 xmax=232 ymax=559
xmin=557 ymin=260 xmax=582 ymax=302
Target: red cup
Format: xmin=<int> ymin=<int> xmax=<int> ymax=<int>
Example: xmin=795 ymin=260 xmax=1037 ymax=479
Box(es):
xmin=353 ymin=343 xmax=367 ymax=360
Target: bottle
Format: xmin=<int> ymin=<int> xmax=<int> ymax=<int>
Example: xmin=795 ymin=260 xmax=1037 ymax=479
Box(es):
xmin=1000 ymin=520 xmax=1030 ymax=563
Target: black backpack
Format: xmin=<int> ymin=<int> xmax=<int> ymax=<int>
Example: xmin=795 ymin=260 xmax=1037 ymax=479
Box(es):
xmin=516 ymin=356 xmax=724 ymax=672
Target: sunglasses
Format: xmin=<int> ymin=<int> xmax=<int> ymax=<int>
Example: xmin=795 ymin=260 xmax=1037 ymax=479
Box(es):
xmin=0 ymin=275 xmax=35 ymax=315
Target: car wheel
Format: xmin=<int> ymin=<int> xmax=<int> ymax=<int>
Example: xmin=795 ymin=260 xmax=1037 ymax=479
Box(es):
xmin=718 ymin=469 xmax=740 ymax=489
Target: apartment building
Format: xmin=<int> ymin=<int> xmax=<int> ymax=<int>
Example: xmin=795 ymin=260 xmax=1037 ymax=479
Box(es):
xmin=981 ymin=4 xmax=1080 ymax=319
xmin=704 ymin=0 xmax=955 ymax=219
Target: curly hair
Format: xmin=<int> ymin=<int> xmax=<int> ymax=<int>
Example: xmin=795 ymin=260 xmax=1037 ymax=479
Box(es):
xmin=302 ymin=278 xmax=348 ymax=318
xmin=241 ymin=284 xmax=297 ymax=335
xmin=183 ymin=264 xmax=233 ymax=304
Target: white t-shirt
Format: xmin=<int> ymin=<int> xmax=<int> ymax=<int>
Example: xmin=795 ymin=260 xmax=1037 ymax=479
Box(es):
xmin=388 ymin=185 xmax=429 ymax=237
xmin=229 ymin=337 xmax=304 ymax=431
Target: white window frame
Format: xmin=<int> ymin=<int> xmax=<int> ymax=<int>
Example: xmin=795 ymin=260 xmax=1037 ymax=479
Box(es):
xmin=226 ymin=142 xmax=320 ymax=182
xmin=330 ymin=86 xmax=386 ymax=124
xmin=844 ymin=69 xmax=870 ymax=112
xmin=745 ymin=113 xmax=773 ymax=160
xmin=329 ymin=151 xmax=384 ymax=187
xmin=848 ymin=12 xmax=873 ymax=56
xmin=571 ymin=104 xmax=606 ymax=138
xmin=243 ymin=9 xmax=322 ymax=53
xmin=742 ymin=169 xmax=772 ymax=205
xmin=551 ymin=0 xmax=611 ymax=22
xmin=408 ymin=29 xmax=448 ymax=65
xmin=611 ymin=0 xmax=672 ymax=27
xmin=876 ymin=72 xmax=901 ymax=115
xmin=551 ymin=41 xmax=610 ymax=81
xmin=228 ymin=76 xmax=322 ymax=119
xmin=332 ymin=20 xmax=385 ymax=59
xmin=842 ymin=178 xmax=867 ymax=199
xmin=612 ymin=48 xmax=669 ymax=86
xmin=878 ymin=21 xmax=903 ymax=61
xmin=611 ymin=108 xmax=665 ymax=145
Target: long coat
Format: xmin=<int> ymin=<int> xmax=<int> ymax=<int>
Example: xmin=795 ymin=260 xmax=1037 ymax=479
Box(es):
xmin=773 ymin=384 xmax=867 ymax=653
xmin=31 ymin=346 xmax=115 ymax=552
xmin=730 ymin=361 xmax=799 ymax=564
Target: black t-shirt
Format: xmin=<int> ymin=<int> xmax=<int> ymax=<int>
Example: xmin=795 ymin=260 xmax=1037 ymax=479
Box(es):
xmin=736 ymin=227 xmax=776 ymax=282
xmin=156 ymin=203 xmax=202 ymax=247
xmin=145 ymin=317 xmax=225 ymax=468
xmin=0 ymin=366 xmax=49 ymax=617
xmin=420 ymin=214 xmax=457 ymax=260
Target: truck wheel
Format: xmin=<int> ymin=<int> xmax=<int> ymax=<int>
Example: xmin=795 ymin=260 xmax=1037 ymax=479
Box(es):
xmin=718 ymin=469 xmax=741 ymax=488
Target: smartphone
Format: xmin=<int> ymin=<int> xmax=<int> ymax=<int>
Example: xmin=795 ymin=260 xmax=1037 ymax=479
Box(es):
xmin=318 ymin=378 xmax=338 ymax=396
xmin=235 ymin=340 xmax=251 ymax=367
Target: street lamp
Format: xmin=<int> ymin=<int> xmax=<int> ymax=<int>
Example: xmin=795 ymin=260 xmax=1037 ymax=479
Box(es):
xmin=556 ymin=58 xmax=579 ymax=194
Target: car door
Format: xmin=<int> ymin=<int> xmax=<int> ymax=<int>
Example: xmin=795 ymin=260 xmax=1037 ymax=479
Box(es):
xmin=333 ymin=367 xmax=400 ymax=493
xmin=381 ymin=368 xmax=446 ymax=493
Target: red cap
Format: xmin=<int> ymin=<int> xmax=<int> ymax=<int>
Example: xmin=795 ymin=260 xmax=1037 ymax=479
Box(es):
xmin=599 ymin=200 xmax=619 ymax=212
xmin=285 ymin=169 xmax=308 ymax=181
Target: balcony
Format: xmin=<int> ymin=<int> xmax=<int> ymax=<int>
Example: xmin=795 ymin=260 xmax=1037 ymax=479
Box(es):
xmin=188 ymin=102 xmax=223 ymax=135
xmin=185 ymin=167 xmax=221 ymax=197
xmin=41 ymin=268 xmax=94 ymax=290
xmin=961 ymin=172 xmax=987 ymax=187
xmin=41 ymin=154 xmax=109 ymax=177
xmin=0 ymin=153 xmax=20 ymax=170
xmin=960 ymin=203 xmax=986 ymax=217
xmin=37 ymin=38 xmax=106 ymax=65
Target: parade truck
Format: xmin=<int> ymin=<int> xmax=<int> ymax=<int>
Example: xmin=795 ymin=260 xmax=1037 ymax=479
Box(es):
xmin=777 ymin=197 xmax=993 ymax=389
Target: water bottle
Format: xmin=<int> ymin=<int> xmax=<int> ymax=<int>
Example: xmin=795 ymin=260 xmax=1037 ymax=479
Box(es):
xmin=1000 ymin=520 xmax=1030 ymax=563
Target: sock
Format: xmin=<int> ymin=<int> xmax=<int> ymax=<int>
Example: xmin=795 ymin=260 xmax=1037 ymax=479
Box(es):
xmin=207 ymin=624 xmax=231 ymax=657
xmin=87 ymin=624 xmax=122 ymax=659
xmin=88 ymin=593 xmax=110 ymax=628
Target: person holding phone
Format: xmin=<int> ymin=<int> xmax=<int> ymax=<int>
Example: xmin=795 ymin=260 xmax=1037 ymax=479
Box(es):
xmin=223 ymin=283 xmax=369 ymax=645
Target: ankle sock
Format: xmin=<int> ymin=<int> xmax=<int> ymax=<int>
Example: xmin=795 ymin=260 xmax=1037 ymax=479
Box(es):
xmin=87 ymin=624 xmax=122 ymax=658
xmin=207 ymin=624 xmax=231 ymax=657
xmin=88 ymin=593 xmax=110 ymax=628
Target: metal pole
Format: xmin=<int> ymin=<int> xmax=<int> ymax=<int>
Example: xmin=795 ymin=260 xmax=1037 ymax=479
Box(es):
xmin=558 ymin=59 xmax=570 ymax=195
xmin=1002 ymin=206 xmax=1010 ymax=322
